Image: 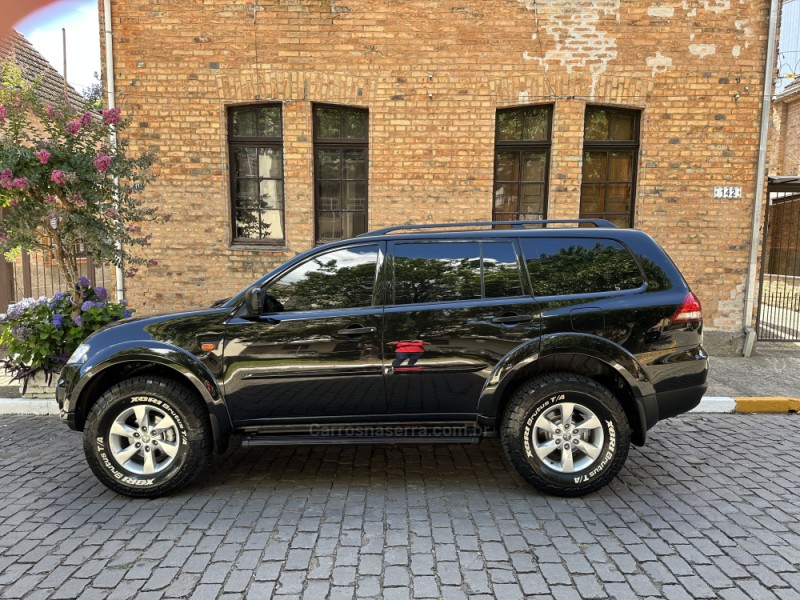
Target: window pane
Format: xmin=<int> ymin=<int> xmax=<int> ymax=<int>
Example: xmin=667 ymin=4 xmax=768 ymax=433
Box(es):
xmin=495 ymin=151 xmax=519 ymax=181
xmin=393 ymin=242 xmax=482 ymax=304
xmin=259 ymin=180 xmax=283 ymax=210
xmin=606 ymin=184 xmax=632 ymax=213
xmin=521 ymin=238 xmax=644 ymax=296
xmin=609 ymin=151 xmax=633 ymax=181
xmin=258 ymin=147 xmax=283 ymax=179
xmin=493 ymin=183 xmax=519 ymax=213
xmin=258 ymin=106 xmax=282 ymax=137
xmin=609 ymin=112 xmax=635 ymax=141
xmin=584 ymin=109 xmax=609 ymax=142
xmin=231 ymin=108 xmax=257 ymax=137
xmin=606 ymin=214 xmax=632 ymax=227
xmin=343 ymin=110 xmax=367 ymax=139
xmin=316 ymin=107 xmax=341 ymax=139
xmin=583 ymin=151 xmax=607 ymax=182
xmin=496 ymin=111 xmax=523 ymax=141
xmin=580 ymin=184 xmax=605 ymax=214
xmin=268 ymin=245 xmax=379 ymax=312
xmin=483 ymin=242 xmax=524 ymax=298
xmin=523 ymin=108 xmax=549 ymax=141
xmin=234 ymin=147 xmax=258 ymax=177
xmin=520 ymin=183 xmax=544 ymax=214
xmin=262 ymin=208 xmax=284 ymax=241
xmin=235 ymin=209 xmax=261 ymax=239
xmin=318 ymin=149 xmax=341 ymax=179
xmin=521 ymin=151 xmax=546 ymax=181
xmin=317 ymin=213 xmax=340 ymax=241
xmin=344 ymin=149 xmax=366 ymax=179
xmin=319 ymin=181 xmax=342 ymax=210
xmin=344 ymin=181 xmax=367 ymax=210
xmin=236 ymin=179 xmax=258 ymax=209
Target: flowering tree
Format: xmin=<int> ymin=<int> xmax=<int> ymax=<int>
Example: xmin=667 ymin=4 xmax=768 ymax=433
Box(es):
xmin=0 ymin=61 xmax=161 ymax=315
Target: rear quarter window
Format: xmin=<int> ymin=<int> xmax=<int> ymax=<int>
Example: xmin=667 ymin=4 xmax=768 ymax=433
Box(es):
xmin=521 ymin=237 xmax=644 ymax=296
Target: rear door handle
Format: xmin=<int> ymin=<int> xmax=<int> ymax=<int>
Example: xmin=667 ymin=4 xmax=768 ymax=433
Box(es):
xmin=491 ymin=313 xmax=533 ymax=324
xmin=337 ymin=326 xmax=377 ymax=336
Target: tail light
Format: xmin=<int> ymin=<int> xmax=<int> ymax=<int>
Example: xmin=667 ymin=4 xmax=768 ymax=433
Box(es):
xmin=672 ymin=292 xmax=702 ymax=323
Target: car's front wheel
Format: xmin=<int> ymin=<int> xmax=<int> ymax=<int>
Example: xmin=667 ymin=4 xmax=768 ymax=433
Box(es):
xmin=501 ymin=372 xmax=630 ymax=496
xmin=83 ymin=375 xmax=211 ymax=497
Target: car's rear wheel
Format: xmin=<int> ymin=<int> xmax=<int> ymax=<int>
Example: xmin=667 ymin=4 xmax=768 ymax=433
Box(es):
xmin=83 ymin=375 xmax=211 ymax=497
xmin=501 ymin=372 xmax=630 ymax=496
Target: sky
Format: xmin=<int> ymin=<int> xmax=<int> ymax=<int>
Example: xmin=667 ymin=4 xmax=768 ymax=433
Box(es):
xmin=14 ymin=0 xmax=100 ymax=96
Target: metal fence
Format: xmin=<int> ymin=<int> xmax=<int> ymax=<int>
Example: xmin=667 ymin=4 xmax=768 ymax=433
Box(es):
xmin=756 ymin=184 xmax=800 ymax=342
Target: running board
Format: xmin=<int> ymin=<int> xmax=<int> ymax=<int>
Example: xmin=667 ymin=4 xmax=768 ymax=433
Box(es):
xmin=242 ymin=434 xmax=481 ymax=447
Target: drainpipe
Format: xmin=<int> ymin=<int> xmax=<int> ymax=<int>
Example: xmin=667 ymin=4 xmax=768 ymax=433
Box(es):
xmin=742 ymin=0 xmax=780 ymax=357
xmin=103 ymin=0 xmax=125 ymax=302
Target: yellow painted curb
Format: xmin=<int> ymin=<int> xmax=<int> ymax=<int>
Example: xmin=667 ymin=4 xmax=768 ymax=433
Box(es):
xmin=734 ymin=397 xmax=800 ymax=413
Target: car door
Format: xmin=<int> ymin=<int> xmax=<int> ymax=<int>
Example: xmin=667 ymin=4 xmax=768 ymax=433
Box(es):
xmin=383 ymin=238 xmax=540 ymax=419
xmin=222 ymin=242 xmax=386 ymax=425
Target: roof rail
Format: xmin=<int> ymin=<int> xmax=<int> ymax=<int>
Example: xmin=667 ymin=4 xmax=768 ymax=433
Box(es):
xmin=357 ymin=219 xmax=617 ymax=237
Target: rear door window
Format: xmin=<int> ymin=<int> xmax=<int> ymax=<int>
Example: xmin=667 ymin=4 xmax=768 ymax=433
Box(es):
xmin=520 ymin=237 xmax=644 ymax=296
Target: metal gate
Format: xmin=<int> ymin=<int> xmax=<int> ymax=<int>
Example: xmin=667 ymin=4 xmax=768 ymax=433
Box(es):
xmin=756 ymin=177 xmax=800 ymax=341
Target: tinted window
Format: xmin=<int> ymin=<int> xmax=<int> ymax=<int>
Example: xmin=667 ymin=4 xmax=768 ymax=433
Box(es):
xmin=482 ymin=242 xmax=524 ymax=298
xmin=521 ymin=238 xmax=643 ymax=296
xmin=393 ymin=242 xmax=481 ymax=304
xmin=267 ymin=245 xmax=379 ymax=312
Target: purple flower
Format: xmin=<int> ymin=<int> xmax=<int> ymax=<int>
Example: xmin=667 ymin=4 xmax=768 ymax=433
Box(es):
xmin=102 ymin=107 xmax=122 ymax=125
xmin=35 ymin=149 xmax=51 ymax=164
xmin=65 ymin=119 xmax=81 ymax=135
xmin=123 ymin=310 xmax=132 ymax=318
xmin=73 ymin=315 xmax=83 ymax=326
xmin=81 ymin=300 xmax=95 ymax=311
xmin=80 ymin=112 xmax=92 ymax=127
xmin=51 ymin=170 xmax=67 ymax=184
xmin=93 ymin=153 xmax=112 ymax=172
xmin=77 ymin=276 xmax=91 ymax=288
xmin=120 ymin=298 xmax=128 ymax=306
xmin=94 ymin=286 xmax=108 ymax=300
xmin=0 ymin=105 xmax=6 ymax=123
xmin=52 ymin=313 xmax=64 ymax=328
xmin=53 ymin=291 xmax=67 ymax=302
xmin=0 ymin=168 xmax=13 ymax=190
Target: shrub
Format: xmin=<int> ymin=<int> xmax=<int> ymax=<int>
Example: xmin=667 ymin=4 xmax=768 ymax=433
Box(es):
xmin=0 ymin=278 xmax=132 ymax=390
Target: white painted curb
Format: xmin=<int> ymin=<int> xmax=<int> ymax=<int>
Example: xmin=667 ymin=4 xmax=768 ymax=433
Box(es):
xmin=691 ymin=396 xmax=736 ymax=413
xmin=0 ymin=398 xmax=60 ymax=416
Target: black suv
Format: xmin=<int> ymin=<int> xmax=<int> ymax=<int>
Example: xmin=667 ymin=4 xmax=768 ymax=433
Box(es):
xmin=57 ymin=220 xmax=708 ymax=497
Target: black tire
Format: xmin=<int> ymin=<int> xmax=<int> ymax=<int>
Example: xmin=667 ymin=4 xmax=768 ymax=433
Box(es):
xmin=83 ymin=375 xmax=211 ymax=498
xmin=501 ymin=372 xmax=630 ymax=497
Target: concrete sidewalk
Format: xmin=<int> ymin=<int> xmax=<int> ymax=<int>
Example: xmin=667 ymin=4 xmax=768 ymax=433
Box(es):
xmin=2 ymin=343 xmax=800 ymax=415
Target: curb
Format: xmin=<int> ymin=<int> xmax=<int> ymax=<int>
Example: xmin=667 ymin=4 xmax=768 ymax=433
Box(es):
xmin=1 ymin=396 xmax=798 ymax=417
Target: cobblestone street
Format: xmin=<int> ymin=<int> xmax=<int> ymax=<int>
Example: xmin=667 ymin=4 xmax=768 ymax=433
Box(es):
xmin=0 ymin=414 xmax=798 ymax=599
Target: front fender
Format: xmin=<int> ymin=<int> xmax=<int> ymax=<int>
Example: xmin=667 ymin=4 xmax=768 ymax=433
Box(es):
xmin=477 ymin=333 xmax=657 ymax=433
xmin=66 ymin=341 xmax=232 ymax=452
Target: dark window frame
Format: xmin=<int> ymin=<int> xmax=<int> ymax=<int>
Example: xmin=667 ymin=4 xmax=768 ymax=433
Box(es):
xmin=313 ymin=103 xmax=369 ymax=244
xmin=227 ymin=103 xmax=285 ymax=246
xmin=580 ymin=106 xmax=641 ymax=228
xmin=493 ymin=105 xmax=554 ymax=223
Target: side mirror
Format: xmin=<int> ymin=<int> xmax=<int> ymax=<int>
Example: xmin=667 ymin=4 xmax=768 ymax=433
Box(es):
xmin=243 ymin=286 xmax=264 ymax=317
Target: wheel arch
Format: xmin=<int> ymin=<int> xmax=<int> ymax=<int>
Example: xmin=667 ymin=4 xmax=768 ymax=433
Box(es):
xmin=72 ymin=348 xmax=232 ymax=453
xmin=478 ymin=335 xmax=656 ymax=446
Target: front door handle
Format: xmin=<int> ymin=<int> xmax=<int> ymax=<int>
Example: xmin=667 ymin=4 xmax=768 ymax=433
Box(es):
xmin=491 ymin=313 xmax=533 ymax=324
xmin=337 ymin=325 xmax=377 ymax=336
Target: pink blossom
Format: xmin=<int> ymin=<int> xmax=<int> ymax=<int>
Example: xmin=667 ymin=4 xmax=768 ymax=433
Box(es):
xmin=70 ymin=193 xmax=87 ymax=207
xmin=126 ymin=225 xmax=141 ymax=234
xmin=35 ymin=149 xmax=51 ymax=164
xmin=0 ymin=231 xmax=9 ymax=243
xmin=0 ymin=106 xmax=6 ymax=123
xmin=65 ymin=119 xmax=81 ymax=135
xmin=146 ymin=259 xmax=158 ymax=267
xmin=0 ymin=169 xmax=13 ymax=190
xmin=93 ymin=153 xmax=112 ymax=172
xmin=104 ymin=207 xmax=118 ymax=218
xmin=44 ymin=194 xmax=57 ymax=203
xmin=80 ymin=112 xmax=92 ymax=127
xmin=45 ymin=105 xmax=56 ymax=118
xmin=8 ymin=199 xmax=17 ymax=207
xmin=12 ymin=178 xmax=28 ymax=190
xmin=51 ymin=170 xmax=67 ymax=184
xmin=102 ymin=107 xmax=122 ymax=125
xmin=125 ymin=267 xmax=138 ymax=278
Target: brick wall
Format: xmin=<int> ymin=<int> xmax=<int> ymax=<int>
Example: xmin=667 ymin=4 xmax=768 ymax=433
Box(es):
xmin=104 ymin=0 xmax=770 ymax=334
xmin=771 ymin=89 xmax=800 ymax=175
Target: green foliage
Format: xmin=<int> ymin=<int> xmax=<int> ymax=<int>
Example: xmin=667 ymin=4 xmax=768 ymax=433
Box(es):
xmin=0 ymin=280 xmax=133 ymax=387
xmin=0 ymin=59 xmax=160 ymax=299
